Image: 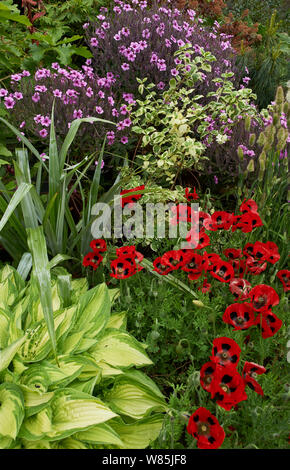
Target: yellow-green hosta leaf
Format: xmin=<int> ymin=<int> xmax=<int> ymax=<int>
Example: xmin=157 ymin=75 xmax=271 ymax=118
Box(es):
xmin=8 ymin=295 xmax=28 ymax=343
xmin=21 ymin=438 xmax=52 ymax=449
xmin=75 ymin=336 xmax=98 ymax=353
xmin=0 ymin=436 xmax=13 ymax=449
xmin=60 ymin=330 xmax=84 ymax=354
xmin=74 ymin=283 xmax=110 ymax=341
xmin=0 ymin=308 xmax=9 ymax=348
xmin=19 ymin=408 xmax=53 ymax=441
xmin=71 ymin=277 xmax=88 ymax=300
xmin=121 ymin=370 xmax=165 ymax=400
xmin=111 ymin=414 xmax=165 ymax=449
xmin=108 ymin=288 xmax=120 ymax=305
xmin=92 ymin=360 xmax=124 ymax=378
xmin=20 ymin=386 xmax=54 ymax=418
xmin=18 ymin=307 xmax=75 ymax=363
xmin=0 ymin=265 xmax=25 ymax=309
xmin=0 ymin=335 xmax=27 ymax=372
xmin=52 ymin=437 xmax=88 ymax=449
xmin=46 ymin=388 xmax=117 ymax=440
xmin=30 ymin=282 xmax=61 ymax=324
xmin=0 ymin=383 xmax=25 ymax=439
xmin=74 ymin=423 xmax=124 ymax=447
xmin=19 ymin=364 xmax=50 ymax=393
xmin=105 ymin=378 xmax=167 ymax=420
xmin=106 ymin=312 xmax=127 ymax=330
xmin=89 ymin=329 xmax=153 ymax=368
xmin=69 ymin=376 xmax=99 ymax=395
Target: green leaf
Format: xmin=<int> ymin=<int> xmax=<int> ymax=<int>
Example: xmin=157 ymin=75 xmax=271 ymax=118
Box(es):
xmin=89 ymin=329 xmax=153 ymax=368
xmin=111 ymin=414 xmax=165 ymax=449
xmin=0 ymin=336 xmax=27 ymax=372
xmin=0 ymin=383 xmax=25 ymax=439
xmin=27 ymin=226 xmax=57 ymax=360
xmin=0 ymin=182 xmax=33 ymax=233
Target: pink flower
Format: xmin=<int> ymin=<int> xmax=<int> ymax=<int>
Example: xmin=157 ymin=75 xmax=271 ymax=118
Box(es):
xmin=0 ymin=89 xmax=8 ymax=97
xmin=90 ymin=38 xmax=99 ymax=47
xmin=4 ymin=97 xmax=15 ymax=109
xmin=95 ymin=106 xmax=104 ymax=114
xmin=13 ymin=92 xmax=23 ymax=100
xmin=120 ymin=136 xmax=128 ymax=144
xmin=53 ymin=89 xmax=62 ymax=98
xmin=32 ymin=93 xmax=40 ymax=103
xmin=39 ymin=129 xmax=48 ymax=138
xmin=73 ymin=109 xmax=83 ymax=119
xmin=121 ymin=63 xmax=130 ymax=71
xmin=41 ymin=116 xmax=51 ymax=127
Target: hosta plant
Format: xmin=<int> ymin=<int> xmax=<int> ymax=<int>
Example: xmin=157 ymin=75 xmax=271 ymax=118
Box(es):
xmin=0 ymin=264 xmax=166 ymax=449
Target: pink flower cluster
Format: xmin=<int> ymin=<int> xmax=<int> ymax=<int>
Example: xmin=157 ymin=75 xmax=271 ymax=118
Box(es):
xmin=84 ymin=0 xmax=238 ymax=100
xmin=2 ymin=62 xmax=135 ymax=151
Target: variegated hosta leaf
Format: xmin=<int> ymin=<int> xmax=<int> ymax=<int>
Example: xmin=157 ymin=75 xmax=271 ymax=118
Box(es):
xmin=20 ymin=387 xmax=54 ymax=418
xmin=0 ymin=383 xmax=25 ymax=439
xmin=52 ymin=437 xmax=88 ymax=449
xmin=74 ymin=423 xmax=124 ymax=447
xmin=18 ymin=307 xmax=75 ymax=363
xmin=19 ymin=408 xmax=53 ymax=441
xmin=0 ymin=436 xmax=14 ymax=449
xmin=0 ymin=265 xmax=25 ymax=309
xmin=106 ymin=312 xmax=127 ymax=330
xmin=20 ymin=438 xmax=52 ymax=449
xmin=29 ymin=282 xmax=61 ymax=325
xmin=74 ymin=283 xmax=111 ymax=343
xmin=46 ymin=388 xmax=117 ymax=439
xmin=105 ymin=376 xmax=167 ymax=420
xmin=19 ymin=363 xmax=51 ymax=393
xmin=0 ymin=336 xmax=27 ymax=372
xmin=110 ymin=414 xmax=165 ymax=449
xmin=96 ymin=361 xmax=124 ymax=378
xmin=89 ymin=329 xmax=153 ymax=368
xmin=0 ymin=308 xmax=10 ymax=349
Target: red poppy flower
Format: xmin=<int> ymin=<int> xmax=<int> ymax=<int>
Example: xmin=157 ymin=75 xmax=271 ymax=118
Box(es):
xmin=153 ymin=256 xmax=173 ymax=275
xmin=239 ymin=199 xmax=258 ymax=214
xmin=186 ymin=229 xmax=210 ymax=250
xmin=249 ymin=284 xmax=280 ymax=312
xmin=198 ymin=211 xmax=211 ymax=230
xmin=205 ymin=253 xmax=222 ymax=272
xmin=181 ymin=252 xmax=208 ymax=274
xmin=255 ymin=311 xmax=282 ymax=338
xmin=90 ymin=238 xmax=107 ymax=253
xmin=210 ymin=259 xmax=235 ymax=283
xmin=245 ymin=256 xmax=267 ymax=275
xmin=185 ymin=187 xmax=199 ymax=201
xmin=229 ymin=278 xmax=252 ymax=301
xmin=116 ymin=246 xmax=137 ymax=257
xmin=231 ymin=214 xmax=243 ymax=233
xmin=203 ymin=211 xmax=233 ymax=231
xmin=198 ymin=277 xmax=212 ymax=293
xmin=120 ymin=185 xmax=145 ymax=208
xmin=82 ymin=251 xmax=103 ymax=270
xmin=264 ymin=241 xmax=280 ymax=264
xmin=223 ymin=248 xmax=243 ymax=260
xmin=110 ymin=257 xmax=137 ymax=279
xmin=169 ymin=204 xmax=197 ymax=226
xmin=252 ymin=241 xmax=270 ymax=263
xmin=235 ymin=211 xmax=263 ymax=233
xmin=230 ymin=258 xmax=247 ymax=278
xmin=116 ymin=246 xmax=144 ymax=271
xmin=277 ymin=269 xmax=290 ymax=292
xmin=210 ymin=366 xmax=247 ymax=410
xmin=162 ymin=250 xmax=190 ymax=270
xmin=187 ymin=407 xmax=225 ymax=449
xmin=243 ymin=243 xmax=254 ymax=258
xmin=200 ymin=361 xmax=220 ymax=393
xmin=223 ymin=303 xmax=256 ymax=330
xmin=211 ymin=337 xmax=241 ymax=367
xmin=242 ymin=362 xmax=266 ymax=396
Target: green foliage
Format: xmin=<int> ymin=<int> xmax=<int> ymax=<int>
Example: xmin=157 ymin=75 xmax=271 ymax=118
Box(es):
xmin=129 ymin=44 xmax=258 ymax=186
xmin=0 ymin=111 xmax=122 ymax=264
xmin=238 ymin=12 xmax=290 ymax=109
xmin=0 ymin=263 xmax=166 ymax=449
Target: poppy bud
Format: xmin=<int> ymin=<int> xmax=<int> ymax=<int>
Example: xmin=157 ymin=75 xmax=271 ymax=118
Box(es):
xmin=192 ymin=300 xmax=205 ymax=307
xmin=273 ymin=114 xmax=279 ymax=126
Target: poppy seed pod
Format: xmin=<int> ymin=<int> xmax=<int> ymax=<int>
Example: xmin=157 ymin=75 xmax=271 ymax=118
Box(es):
xmin=237 ymin=146 xmax=244 ymax=161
